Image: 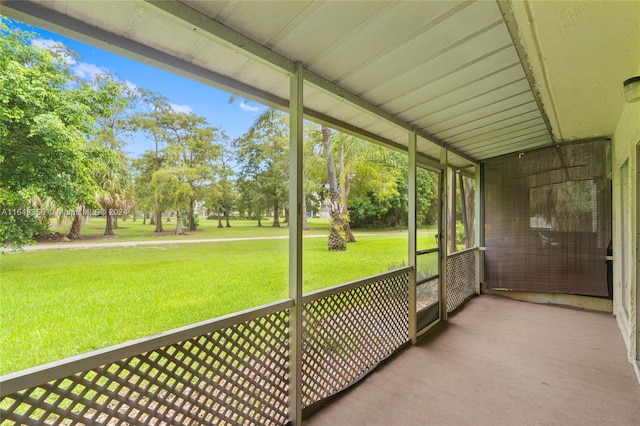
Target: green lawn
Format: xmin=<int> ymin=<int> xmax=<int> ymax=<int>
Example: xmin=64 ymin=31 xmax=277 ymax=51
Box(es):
xmin=0 ymin=228 xmax=437 ymax=375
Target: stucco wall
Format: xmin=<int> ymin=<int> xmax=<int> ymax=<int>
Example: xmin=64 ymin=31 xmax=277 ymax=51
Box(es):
xmin=612 ymin=64 xmax=640 ymax=374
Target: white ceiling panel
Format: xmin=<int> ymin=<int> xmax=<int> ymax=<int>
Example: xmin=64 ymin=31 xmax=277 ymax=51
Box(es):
xmin=469 ymin=134 xmax=552 ymax=159
xmin=458 ymin=123 xmax=549 ymax=151
xmin=448 ymin=111 xmax=545 ymax=143
xmin=383 ymin=49 xmax=522 ymax=114
xmin=409 ymin=79 xmax=532 ymax=126
xmin=308 ymin=1 xmax=464 ymax=81
xmin=16 ymin=0 xmax=629 ymax=168
xmin=435 ymin=103 xmax=539 ymax=139
xmin=429 ymin=91 xmax=536 ymax=132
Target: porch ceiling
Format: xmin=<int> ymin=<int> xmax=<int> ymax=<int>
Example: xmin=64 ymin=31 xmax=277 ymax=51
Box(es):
xmin=2 ymin=1 xmax=636 ymax=168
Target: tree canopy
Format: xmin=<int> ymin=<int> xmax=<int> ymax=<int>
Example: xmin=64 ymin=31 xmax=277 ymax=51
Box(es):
xmin=0 ymin=20 xmax=121 ymax=247
xmin=0 ymin=20 xmax=442 ymax=250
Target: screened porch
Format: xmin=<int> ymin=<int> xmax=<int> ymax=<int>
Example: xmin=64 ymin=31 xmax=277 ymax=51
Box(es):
xmin=1 ymin=0 xmax=639 ymax=425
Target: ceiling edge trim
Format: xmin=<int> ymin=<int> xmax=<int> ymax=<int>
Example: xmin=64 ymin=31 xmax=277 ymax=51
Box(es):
xmin=496 ymin=0 xmax=556 ymax=144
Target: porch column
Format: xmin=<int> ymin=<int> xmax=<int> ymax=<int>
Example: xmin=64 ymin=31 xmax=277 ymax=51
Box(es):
xmin=475 ymin=164 xmax=484 ymax=292
xmin=440 ymin=147 xmax=449 ymax=321
xmin=408 ymin=129 xmax=417 ymax=343
xmin=288 ymin=61 xmax=304 ymax=425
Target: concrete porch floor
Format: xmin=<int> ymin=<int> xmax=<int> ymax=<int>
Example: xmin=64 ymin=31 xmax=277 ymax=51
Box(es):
xmin=305 ymin=295 xmax=640 ymax=425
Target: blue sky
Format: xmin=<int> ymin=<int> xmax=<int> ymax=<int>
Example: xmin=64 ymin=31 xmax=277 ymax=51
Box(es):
xmin=10 ymin=18 xmax=267 ymax=157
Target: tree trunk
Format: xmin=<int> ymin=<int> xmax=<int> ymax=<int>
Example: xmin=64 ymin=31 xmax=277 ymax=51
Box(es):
xmin=154 ymin=210 xmax=164 ymax=232
xmin=150 ymin=213 xmax=155 ymax=225
xmin=338 ymin=139 xmax=356 ymax=243
xmin=448 ymin=168 xmax=457 ymax=254
xmin=175 ymin=210 xmax=183 ymax=235
xmin=104 ymin=209 xmax=115 ymax=236
xmin=217 ymin=209 xmax=223 ymax=228
xmin=341 ymin=182 xmax=355 ymax=243
xmin=225 ymin=210 xmax=231 ymax=228
xmin=272 ymin=199 xmax=280 ymax=227
xmin=188 ymin=199 xmax=197 ymax=231
xmin=459 ymin=173 xmax=468 ymax=249
xmin=257 ymin=213 xmax=262 ymax=227
xmin=322 ymin=126 xmax=346 ymax=251
xmin=132 ymin=206 xmax=137 ymax=222
xmin=67 ymin=212 xmax=82 ymax=239
xmin=113 ymin=214 xmax=119 ymax=229
xmin=143 ymin=212 xmax=147 ymax=225
xmin=463 ymin=175 xmax=475 ymax=248
xmin=302 ymin=190 xmax=309 ymax=231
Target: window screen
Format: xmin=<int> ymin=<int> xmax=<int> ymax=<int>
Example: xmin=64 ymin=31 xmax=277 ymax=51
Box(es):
xmin=484 ymin=139 xmax=611 ymax=297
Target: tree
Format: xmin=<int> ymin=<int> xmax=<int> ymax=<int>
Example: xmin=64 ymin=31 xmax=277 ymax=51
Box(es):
xmin=0 ymin=20 xmax=119 ymax=248
xmin=130 ymin=90 xmax=171 ymax=232
xmin=162 ymin=111 xmax=220 ymax=232
xmin=93 ymin=151 xmax=132 ymax=235
xmin=320 ymin=126 xmax=346 ymax=251
xmin=301 ymin=123 xmax=324 ymax=230
xmin=235 ymin=109 xmax=289 ymax=228
xmin=88 ymin=75 xmax=137 ymax=236
xmin=209 ymin=136 xmax=236 ymax=228
xmin=150 ymin=167 xmax=192 ymax=235
xmin=459 ymin=174 xmax=475 ymax=248
xmin=132 ymin=90 xmax=221 ymax=233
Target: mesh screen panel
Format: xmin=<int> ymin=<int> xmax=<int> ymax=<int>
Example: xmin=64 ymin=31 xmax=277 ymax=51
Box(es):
xmin=484 ymin=140 xmax=611 ymax=296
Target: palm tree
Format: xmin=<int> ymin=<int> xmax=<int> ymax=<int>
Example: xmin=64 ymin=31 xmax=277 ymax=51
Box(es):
xmin=94 ymin=158 xmax=132 ymax=236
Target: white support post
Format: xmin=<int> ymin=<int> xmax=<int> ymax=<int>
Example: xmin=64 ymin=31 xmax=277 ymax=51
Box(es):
xmin=474 ymin=164 xmax=483 ymax=294
xmin=288 ymin=62 xmax=304 ymax=425
xmin=408 ymin=129 xmax=417 ymax=344
xmin=440 ymin=148 xmax=449 ymax=321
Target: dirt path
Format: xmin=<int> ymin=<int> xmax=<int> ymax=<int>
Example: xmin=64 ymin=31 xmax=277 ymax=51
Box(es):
xmin=13 ymin=236 xmax=293 ymax=251
xmin=5 ymin=232 xmax=403 ymax=252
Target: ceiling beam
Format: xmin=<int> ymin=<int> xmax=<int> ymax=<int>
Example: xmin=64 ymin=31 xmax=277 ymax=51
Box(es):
xmin=145 ymin=0 xmax=296 ymax=75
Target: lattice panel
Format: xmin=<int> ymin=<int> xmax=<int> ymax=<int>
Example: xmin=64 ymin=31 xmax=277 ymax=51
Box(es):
xmin=1 ymin=310 xmax=290 ymax=425
xmin=301 ymin=272 xmax=409 ymax=407
xmin=447 ymin=249 xmax=478 ymax=312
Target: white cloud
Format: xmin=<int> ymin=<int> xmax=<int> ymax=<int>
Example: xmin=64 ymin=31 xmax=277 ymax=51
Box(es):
xmin=31 ymin=38 xmax=76 ymax=65
xmin=170 ymin=103 xmax=193 ymax=114
xmin=31 ymin=38 xmax=112 ymax=82
xmin=239 ymin=101 xmax=259 ymax=112
xmin=72 ymin=62 xmax=109 ymax=81
xmin=124 ymin=80 xmax=138 ymax=92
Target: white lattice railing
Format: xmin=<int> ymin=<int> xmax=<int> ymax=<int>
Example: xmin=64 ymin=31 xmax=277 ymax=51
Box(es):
xmin=446 ymin=247 xmax=479 ymax=313
xmin=301 ymin=268 xmax=410 ymax=407
xmin=0 ymin=267 xmax=411 ymax=425
xmin=0 ymin=301 xmax=292 ymax=425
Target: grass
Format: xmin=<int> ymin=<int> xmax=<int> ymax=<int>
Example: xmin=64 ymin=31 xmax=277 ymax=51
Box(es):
xmin=1 ymin=223 xmax=438 ymax=375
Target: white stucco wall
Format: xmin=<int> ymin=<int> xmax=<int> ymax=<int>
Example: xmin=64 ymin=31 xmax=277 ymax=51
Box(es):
xmin=612 ymin=63 xmax=640 ymax=377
